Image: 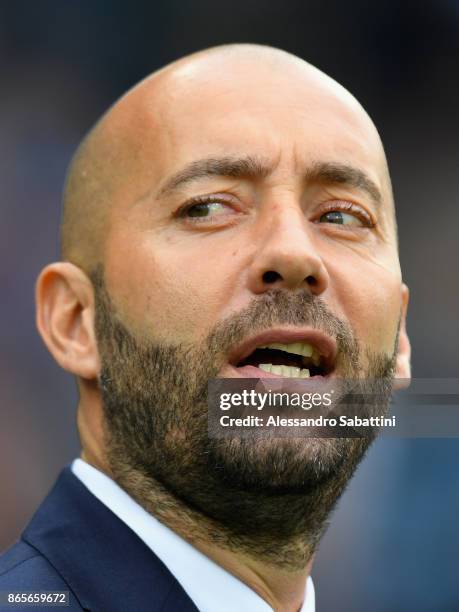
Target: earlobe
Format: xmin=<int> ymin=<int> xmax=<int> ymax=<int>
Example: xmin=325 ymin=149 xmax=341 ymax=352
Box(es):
xmin=35 ymin=262 xmax=101 ymax=379
xmin=393 ymin=283 xmax=411 ymax=389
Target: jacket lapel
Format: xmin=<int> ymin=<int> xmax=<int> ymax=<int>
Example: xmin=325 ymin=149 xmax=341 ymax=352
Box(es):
xmin=22 ymin=467 xmax=199 ymax=612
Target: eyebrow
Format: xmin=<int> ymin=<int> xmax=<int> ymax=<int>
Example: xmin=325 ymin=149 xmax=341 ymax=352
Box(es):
xmin=157 ymin=155 xmax=273 ymax=197
xmin=306 ymin=161 xmax=382 ymax=206
xmin=156 ymin=155 xmax=383 ymax=206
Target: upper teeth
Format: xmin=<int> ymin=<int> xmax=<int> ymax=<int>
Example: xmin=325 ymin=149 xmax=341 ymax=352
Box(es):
xmin=259 ymin=364 xmax=310 ymax=377
xmin=258 ymin=341 xmax=321 ymax=364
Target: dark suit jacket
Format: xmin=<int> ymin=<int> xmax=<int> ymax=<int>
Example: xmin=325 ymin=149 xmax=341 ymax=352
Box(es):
xmin=0 ymin=466 xmax=199 ymax=611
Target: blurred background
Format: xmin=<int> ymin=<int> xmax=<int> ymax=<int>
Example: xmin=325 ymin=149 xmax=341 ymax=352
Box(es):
xmin=1 ymin=1 xmax=458 ymax=610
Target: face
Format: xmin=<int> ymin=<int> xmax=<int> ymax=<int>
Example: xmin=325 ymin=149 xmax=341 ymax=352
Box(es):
xmin=102 ymin=58 xmax=403 ymax=371
xmin=88 ymin=56 xmax=409 ymax=547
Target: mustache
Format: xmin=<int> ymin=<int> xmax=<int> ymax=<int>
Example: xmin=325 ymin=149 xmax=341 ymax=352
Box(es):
xmin=205 ymin=288 xmax=360 ymax=366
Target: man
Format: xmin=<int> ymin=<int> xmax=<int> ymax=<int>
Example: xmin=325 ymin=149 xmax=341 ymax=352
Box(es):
xmin=0 ymin=44 xmax=410 ymax=611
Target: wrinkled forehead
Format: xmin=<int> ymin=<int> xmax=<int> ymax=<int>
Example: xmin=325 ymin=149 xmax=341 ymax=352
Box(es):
xmin=141 ymin=60 xmax=387 ymax=187
xmin=108 ymin=53 xmax=392 ymax=210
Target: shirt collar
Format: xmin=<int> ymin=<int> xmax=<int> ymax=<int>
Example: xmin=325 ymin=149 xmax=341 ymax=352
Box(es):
xmin=71 ymin=458 xmax=315 ymax=612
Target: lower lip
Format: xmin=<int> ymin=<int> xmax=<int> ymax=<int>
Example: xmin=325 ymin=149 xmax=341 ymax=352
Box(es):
xmin=223 ymin=364 xmax=328 ymax=380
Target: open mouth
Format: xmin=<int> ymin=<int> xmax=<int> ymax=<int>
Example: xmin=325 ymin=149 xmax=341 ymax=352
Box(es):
xmin=237 ymin=342 xmax=328 ymax=378
xmin=226 ymin=332 xmax=336 ymax=379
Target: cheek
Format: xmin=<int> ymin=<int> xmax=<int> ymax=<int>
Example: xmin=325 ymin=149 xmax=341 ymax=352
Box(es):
xmin=104 ymin=235 xmax=234 ymax=344
xmin=330 ymin=260 xmax=402 ymax=353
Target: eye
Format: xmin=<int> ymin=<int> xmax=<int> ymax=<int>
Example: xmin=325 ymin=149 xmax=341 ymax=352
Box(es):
xmin=175 ymin=195 xmax=240 ymax=225
xmin=316 ymin=201 xmax=374 ymax=228
xmin=183 ymin=201 xmax=231 ymax=218
xmin=318 ymin=210 xmax=364 ymax=226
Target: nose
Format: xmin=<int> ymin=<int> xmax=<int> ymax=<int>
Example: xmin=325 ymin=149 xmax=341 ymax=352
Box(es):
xmin=247 ymin=202 xmax=329 ymax=296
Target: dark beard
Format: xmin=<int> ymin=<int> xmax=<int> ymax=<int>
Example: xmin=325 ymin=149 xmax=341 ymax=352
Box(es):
xmin=91 ymin=266 xmax=396 ymax=566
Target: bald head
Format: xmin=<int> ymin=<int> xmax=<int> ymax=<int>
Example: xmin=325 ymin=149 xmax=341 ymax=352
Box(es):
xmin=60 ymin=43 xmax=393 ymax=274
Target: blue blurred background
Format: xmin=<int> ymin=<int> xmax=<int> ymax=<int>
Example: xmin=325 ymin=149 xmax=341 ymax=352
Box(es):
xmin=1 ymin=1 xmax=458 ymax=610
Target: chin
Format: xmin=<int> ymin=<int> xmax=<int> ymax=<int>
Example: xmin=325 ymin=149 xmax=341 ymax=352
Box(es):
xmin=207 ymin=435 xmax=353 ymax=493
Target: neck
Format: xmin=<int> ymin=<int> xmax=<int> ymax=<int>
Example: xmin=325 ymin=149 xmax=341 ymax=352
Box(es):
xmin=196 ymin=540 xmax=314 ymax=612
xmin=82 ymin=452 xmax=313 ymax=611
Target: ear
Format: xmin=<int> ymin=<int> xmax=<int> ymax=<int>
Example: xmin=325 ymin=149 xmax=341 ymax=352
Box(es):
xmin=35 ymin=262 xmax=101 ymax=379
xmin=393 ymin=283 xmax=411 ymax=389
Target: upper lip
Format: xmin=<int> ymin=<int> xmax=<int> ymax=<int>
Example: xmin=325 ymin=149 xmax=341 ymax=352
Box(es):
xmin=227 ymin=327 xmax=337 ymax=372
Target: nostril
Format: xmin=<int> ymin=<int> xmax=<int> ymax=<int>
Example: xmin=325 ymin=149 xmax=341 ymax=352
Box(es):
xmin=306 ymin=275 xmax=317 ymax=286
xmin=263 ymin=271 xmax=281 ymax=284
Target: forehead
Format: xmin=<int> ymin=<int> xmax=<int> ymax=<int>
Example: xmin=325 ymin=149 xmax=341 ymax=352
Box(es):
xmin=138 ymin=57 xmax=388 ymax=191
